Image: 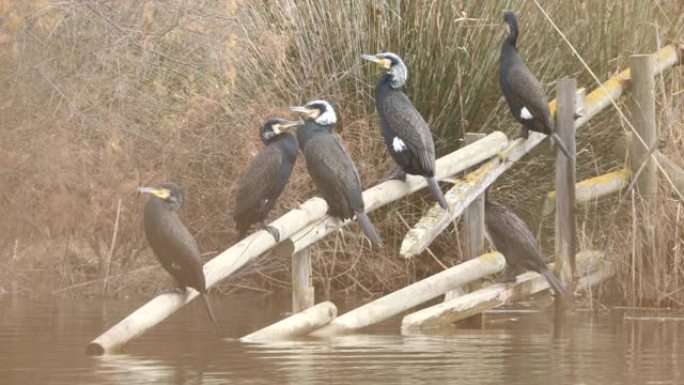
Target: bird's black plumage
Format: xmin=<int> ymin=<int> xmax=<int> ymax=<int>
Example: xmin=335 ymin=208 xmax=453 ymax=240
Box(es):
xmin=499 ymin=11 xmax=573 ymax=159
xmin=292 ymin=100 xmax=383 ymax=246
xmin=362 ymin=52 xmax=448 ymax=209
xmin=140 ymin=182 xmax=219 ymax=326
xmin=484 ymin=198 xmax=566 ymax=296
xmin=234 ymin=118 xmax=300 ymax=242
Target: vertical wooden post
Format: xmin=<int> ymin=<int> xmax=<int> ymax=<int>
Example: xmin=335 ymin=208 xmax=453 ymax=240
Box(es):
xmin=292 ymin=248 xmax=314 ymax=313
xmin=628 ymin=55 xmax=658 ymax=197
xmin=555 ymin=78 xmax=577 ymax=307
xmin=444 ymin=133 xmax=486 ymax=303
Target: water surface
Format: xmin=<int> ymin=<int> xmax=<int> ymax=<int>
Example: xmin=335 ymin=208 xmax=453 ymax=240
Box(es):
xmin=1 ymin=295 xmax=683 ymax=384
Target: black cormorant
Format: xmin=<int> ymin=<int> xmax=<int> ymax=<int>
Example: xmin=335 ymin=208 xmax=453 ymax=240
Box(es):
xmin=290 ymin=100 xmax=383 ymax=246
xmin=234 ymin=118 xmax=302 ymax=242
xmin=484 ymin=198 xmax=566 ymax=296
xmin=499 ymin=11 xmax=573 ymax=159
xmin=361 ymin=52 xmax=448 ymax=210
xmin=138 ymin=183 xmax=219 ymax=325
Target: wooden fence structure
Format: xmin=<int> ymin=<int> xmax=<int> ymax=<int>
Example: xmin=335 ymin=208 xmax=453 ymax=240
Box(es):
xmin=86 ymin=44 xmax=683 ymax=355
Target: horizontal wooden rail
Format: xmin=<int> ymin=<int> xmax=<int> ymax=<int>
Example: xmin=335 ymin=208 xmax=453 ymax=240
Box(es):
xmin=542 ymin=169 xmax=631 ymax=216
xmin=241 ymin=301 xmax=337 ymax=342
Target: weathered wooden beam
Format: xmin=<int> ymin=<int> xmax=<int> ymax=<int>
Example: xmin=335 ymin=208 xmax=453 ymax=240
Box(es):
xmin=240 ymin=301 xmax=337 ymax=342
xmin=554 ymin=78 xmax=578 ymax=308
xmin=401 ymin=45 xmax=680 ymax=261
xmin=655 ymin=152 xmax=684 ymax=201
xmin=628 ymin=55 xmax=658 ymax=198
xmin=308 ymin=252 xmax=506 ymax=337
xmin=292 ymin=248 xmax=314 ymax=313
xmin=85 ymin=131 xmax=507 ymax=355
xmin=401 ymin=251 xmax=606 ymax=332
xmin=542 ymin=169 xmax=632 ymax=216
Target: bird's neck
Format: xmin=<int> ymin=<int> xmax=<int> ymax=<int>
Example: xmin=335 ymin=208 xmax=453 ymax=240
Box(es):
xmin=379 ymin=73 xmax=403 ymax=90
xmin=296 ymin=121 xmax=333 ymax=149
xmin=501 ymin=36 xmax=518 ymax=63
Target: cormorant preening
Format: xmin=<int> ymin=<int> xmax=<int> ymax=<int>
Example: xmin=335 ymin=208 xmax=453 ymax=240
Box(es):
xmin=499 ymin=11 xmax=573 ymax=159
xmin=290 ymin=100 xmax=383 ymax=246
xmin=484 ymin=198 xmax=567 ymax=297
xmin=234 ymin=118 xmax=302 ymax=242
xmin=361 ymin=52 xmax=448 ymax=210
xmin=138 ymin=183 xmax=219 ymax=326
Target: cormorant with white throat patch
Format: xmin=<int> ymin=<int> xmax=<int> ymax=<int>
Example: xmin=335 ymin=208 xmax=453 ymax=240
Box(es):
xmin=291 ymin=100 xmax=383 ymax=246
xmin=361 ymin=52 xmax=448 ymax=210
xmin=234 ymin=118 xmax=302 ymax=242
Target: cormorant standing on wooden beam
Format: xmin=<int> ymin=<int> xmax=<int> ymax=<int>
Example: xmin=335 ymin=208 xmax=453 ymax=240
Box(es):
xmin=138 ymin=183 xmax=219 ymax=327
xmin=361 ymin=52 xmax=448 ymax=209
xmin=234 ymin=118 xmax=302 ymax=242
xmin=291 ymin=100 xmax=384 ymax=246
xmin=484 ymin=198 xmax=566 ymax=296
xmin=499 ymin=10 xmax=573 ymax=159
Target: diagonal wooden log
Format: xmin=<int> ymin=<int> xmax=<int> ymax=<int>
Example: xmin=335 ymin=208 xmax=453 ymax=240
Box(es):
xmin=400 ymin=44 xmax=681 ymax=259
xmin=85 ymin=131 xmax=508 ymax=355
xmin=241 ymin=301 xmax=337 ymax=342
xmin=655 ymin=152 xmax=684 ymax=201
xmin=308 ymin=252 xmax=506 ymax=337
xmin=401 ymin=250 xmax=609 ymax=332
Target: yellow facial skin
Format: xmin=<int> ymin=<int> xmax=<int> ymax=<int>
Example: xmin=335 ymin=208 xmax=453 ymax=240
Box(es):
xmin=361 ymin=54 xmax=391 ymax=69
xmin=137 ymin=186 xmax=170 ymax=199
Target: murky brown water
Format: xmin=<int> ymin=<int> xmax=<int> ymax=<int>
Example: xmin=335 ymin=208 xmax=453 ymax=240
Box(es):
xmin=1 ymin=295 xmax=683 ymax=385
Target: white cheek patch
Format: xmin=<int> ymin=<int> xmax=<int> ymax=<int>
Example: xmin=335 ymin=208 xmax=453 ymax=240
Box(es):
xmin=392 ymin=137 xmax=408 ymax=152
xmin=520 ymin=107 xmax=533 ymax=120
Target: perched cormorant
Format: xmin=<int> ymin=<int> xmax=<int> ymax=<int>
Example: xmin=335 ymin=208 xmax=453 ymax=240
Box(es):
xmin=484 ymin=198 xmax=566 ymax=296
xmin=290 ymin=100 xmax=383 ymax=246
xmin=234 ymin=118 xmax=302 ymax=242
xmin=361 ymin=52 xmax=448 ymax=210
xmin=138 ymin=183 xmax=219 ymax=325
xmin=499 ymin=11 xmax=573 ymax=159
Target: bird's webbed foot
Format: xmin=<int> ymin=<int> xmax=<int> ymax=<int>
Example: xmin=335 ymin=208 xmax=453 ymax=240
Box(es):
xmin=389 ymin=168 xmax=407 ymax=182
xmin=511 ymin=126 xmax=529 ymax=140
xmin=261 ymin=222 xmax=280 ymax=242
xmin=496 ymin=268 xmax=518 ymax=284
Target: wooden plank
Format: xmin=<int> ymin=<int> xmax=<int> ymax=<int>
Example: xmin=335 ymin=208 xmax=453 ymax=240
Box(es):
xmin=400 ymin=44 xmax=679 ymax=260
xmin=628 ymin=55 xmax=658 ymax=197
xmin=292 ymin=248 xmax=314 ymax=313
xmin=542 ymin=169 xmax=632 ymax=216
xmin=308 ymin=252 xmax=506 ymax=337
xmin=555 ymin=78 xmax=578 ymax=308
xmin=401 ymin=251 xmax=606 ymax=332
xmin=240 ymin=301 xmax=337 ymax=342
xmin=85 ymin=131 xmax=508 ymax=355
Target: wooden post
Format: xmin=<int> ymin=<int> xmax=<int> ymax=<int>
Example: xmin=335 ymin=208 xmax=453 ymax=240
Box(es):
xmin=292 ymin=248 xmax=314 ymax=313
xmin=555 ymin=78 xmax=577 ymax=307
xmin=445 ymin=133 xmax=486 ymax=302
xmin=241 ymin=301 xmax=336 ymax=342
xmin=628 ymin=55 xmax=658 ymax=198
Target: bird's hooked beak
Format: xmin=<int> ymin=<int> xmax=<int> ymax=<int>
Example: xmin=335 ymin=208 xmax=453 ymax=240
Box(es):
xmin=290 ymin=106 xmax=320 ymax=120
xmin=137 ymin=186 xmax=170 ymax=199
xmin=361 ymin=54 xmax=391 ymax=69
xmin=272 ymin=119 xmax=304 ymax=134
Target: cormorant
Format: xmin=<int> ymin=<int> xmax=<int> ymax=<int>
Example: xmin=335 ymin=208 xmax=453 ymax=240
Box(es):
xmin=234 ymin=118 xmax=302 ymax=242
xmin=290 ymin=100 xmax=384 ymax=246
xmin=499 ymin=11 xmax=573 ymax=159
xmin=484 ymin=198 xmax=567 ymax=296
xmin=138 ymin=183 xmax=219 ymax=326
xmin=361 ymin=52 xmax=448 ymax=210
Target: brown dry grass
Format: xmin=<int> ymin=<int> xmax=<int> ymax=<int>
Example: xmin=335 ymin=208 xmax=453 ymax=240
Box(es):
xmin=0 ymin=0 xmax=683 ymax=306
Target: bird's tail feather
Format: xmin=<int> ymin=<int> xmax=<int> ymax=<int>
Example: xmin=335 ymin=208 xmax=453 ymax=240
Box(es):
xmin=201 ymin=293 xmax=220 ymax=330
xmin=427 ymin=176 xmax=448 ymax=210
xmin=550 ymin=132 xmax=574 ymax=160
xmin=541 ymin=267 xmax=567 ymax=297
xmin=356 ymin=211 xmax=384 ymax=246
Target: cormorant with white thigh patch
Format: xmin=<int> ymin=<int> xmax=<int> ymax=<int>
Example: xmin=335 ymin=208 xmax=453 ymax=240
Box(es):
xmin=290 ymin=100 xmax=383 ymax=246
xmin=499 ymin=11 xmax=573 ymax=159
xmin=361 ymin=52 xmax=448 ymax=210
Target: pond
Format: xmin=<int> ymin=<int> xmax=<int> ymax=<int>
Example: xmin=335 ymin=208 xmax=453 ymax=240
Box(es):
xmin=1 ymin=295 xmax=682 ymax=384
